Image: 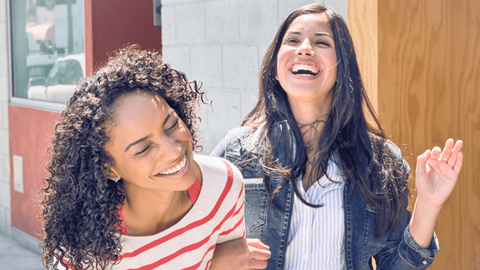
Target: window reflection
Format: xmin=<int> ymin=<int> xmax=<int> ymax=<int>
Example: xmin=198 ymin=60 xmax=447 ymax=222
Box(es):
xmin=10 ymin=0 xmax=85 ymax=104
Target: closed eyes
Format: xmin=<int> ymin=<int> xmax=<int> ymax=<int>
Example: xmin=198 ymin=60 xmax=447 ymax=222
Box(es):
xmin=134 ymin=119 xmax=179 ymax=156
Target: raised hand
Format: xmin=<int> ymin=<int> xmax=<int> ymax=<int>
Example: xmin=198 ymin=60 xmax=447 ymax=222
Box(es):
xmin=415 ymin=139 xmax=464 ymax=207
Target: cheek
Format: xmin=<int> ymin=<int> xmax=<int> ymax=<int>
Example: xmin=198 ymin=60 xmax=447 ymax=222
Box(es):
xmin=326 ymin=52 xmax=338 ymax=70
xmin=276 ymin=48 xmax=290 ymax=77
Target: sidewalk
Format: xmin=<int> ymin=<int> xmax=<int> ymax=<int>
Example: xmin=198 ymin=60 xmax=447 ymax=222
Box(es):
xmin=0 ymin=233 xmax=44 ymax=270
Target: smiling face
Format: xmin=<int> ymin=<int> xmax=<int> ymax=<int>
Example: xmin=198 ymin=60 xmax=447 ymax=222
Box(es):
xmin=276 ymin=13 xmax=337 ymax=110
xmin=105 ymin=91 xmax=197 ymax=192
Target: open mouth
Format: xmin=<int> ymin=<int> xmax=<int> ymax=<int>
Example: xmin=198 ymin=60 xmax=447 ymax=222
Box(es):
xmin=156 ymin=154 xmax=187 ymax=176
xmin=290 ymin=64 xmax=320 ymax=77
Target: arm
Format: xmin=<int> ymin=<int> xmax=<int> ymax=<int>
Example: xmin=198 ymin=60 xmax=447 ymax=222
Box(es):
xmin=409 ymin=139 xmax=463 ymax=247
xmin=210 ymin=132 xmax=271 ymax=269
xmin=375 ymin=139 xmax=463 ymax=269
xmin=210 ymin=238 xmax=271 ymax=270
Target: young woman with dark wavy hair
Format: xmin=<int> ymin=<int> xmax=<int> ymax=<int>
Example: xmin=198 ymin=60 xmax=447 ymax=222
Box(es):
xmin=40 ymin=46 xmax=246 ymax=270
xmin=210 ymin=4 xmax=463 ymax=270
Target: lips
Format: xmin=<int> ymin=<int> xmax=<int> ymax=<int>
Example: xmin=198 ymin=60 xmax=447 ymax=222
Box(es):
xmin=156 ymin=153 xmax=187 ymax=176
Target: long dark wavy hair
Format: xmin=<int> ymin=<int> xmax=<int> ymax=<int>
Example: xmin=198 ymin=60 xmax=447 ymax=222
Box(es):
xmin=242 ymin=4 xmax=409 ymax=237
xmin=40 ymin=45 xmax=206 ymax=269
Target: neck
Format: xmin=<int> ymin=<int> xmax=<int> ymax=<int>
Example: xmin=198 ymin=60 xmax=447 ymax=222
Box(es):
xmin=122 ymin=185 xmax=192 ymax=236
xmin=288 ymin=97 xmax=331 ymax=150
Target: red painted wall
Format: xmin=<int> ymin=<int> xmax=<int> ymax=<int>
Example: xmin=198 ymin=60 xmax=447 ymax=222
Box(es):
xmin=85 ymin=0 xmax=163 ymax=75
xmin=9 ymin=105 xmax=61 ymax=240
xmin=8 ymin=1 xmax=162 ymax=239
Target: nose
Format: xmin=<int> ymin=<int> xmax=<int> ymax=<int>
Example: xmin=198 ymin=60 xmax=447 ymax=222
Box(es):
xmin=296 ymin=39 xmax=315 ymax=57
xmin=159 ymin=135 xmax=182 ymax=161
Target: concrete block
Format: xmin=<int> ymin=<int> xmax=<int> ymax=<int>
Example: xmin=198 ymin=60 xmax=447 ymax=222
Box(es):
xmin=222 ymin=45 xmax=259 ymax=90
xmin=0 ymin=155 xmax=4 ymax=183
xmin=241 ymin=90 xmax=258 ymax=117
xmin=258 ymin=42 xmax=270 ymax=68
xmin=1 ymin=101 xmax=6 ymax=130
xmin=0 ymin=206 xmax=6 ymax=234
xmin=0 ymin=181 xmax=10 ymax=208
xmin=191 ymin=45 xmax=222 ymax=88
xmin=0 ymin=23 xmax=6 ymax=50
xmin=205 ymin=88 xmax=242 ymax=133
xmin=161 ymin=6 xmax=176 ymax=46
xmin=0 ymin=0 xmax=5 ymax=23
xmin=175 ymin=3 xmax=205 ymax=45
xmin=278 ymin=0 xmax=318 ymax=24
xmin=0 ymin=154 xmax=7 ymax=184
xmin=0 ymin=129 xmax=8 ymax=155
xmin=324 ymin=0 xmax=348 ymax=22
xmin=239 ymin=0 xmax=278 ymax=44
xmin=161 ymin=0 xmax=189 ymax=6
xmin=1 ymin=154 xmax=8 ymax=183
xmin=162 ymin=45 xmax=191 ymax=78
xmin=0 ymin=79 xmax=8 ymax=102
xmin=205 ymin=0 xmax=239 ymax=44
xmin=0 ymin=102 xmax=3 ymax=130
xmin=0 ymin=48 xmax=8 ymax=78
xmin=0 ymin=102 xmax=6 ymax=131
xmin=203 ymin=130 xmax=229 ymax=156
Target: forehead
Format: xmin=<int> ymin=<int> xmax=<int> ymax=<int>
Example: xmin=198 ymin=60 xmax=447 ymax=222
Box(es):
xmin=114 ymin=91 xmax=169 ymax=120
xmin=108 ymin=91 xmax=172 ymax=135
xmin=286 ymin=13 xmax=332 ymax=36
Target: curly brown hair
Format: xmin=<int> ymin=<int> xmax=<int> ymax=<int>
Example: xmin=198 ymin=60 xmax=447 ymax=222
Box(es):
xmin=40 ymin=45 xmax=207 ymax=270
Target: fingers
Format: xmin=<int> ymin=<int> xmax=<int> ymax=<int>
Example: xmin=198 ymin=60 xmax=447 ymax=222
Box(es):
xmin=247 ymin=238 xmax=271 ymax=262
xmin=440 ymin=138 xmax=455 ymax=162
xmin=448 ymin=140 xmax=463 ymax=168
xmin=453 ymin=150 xmax=464 ymax=174
xmin=430 ymin=146 xmax=442 ymax=160
xmin=246 ymin=238 xmax=270 ymax=250
xmin=417 ymin=149 xmax=431 ymax=175
xmin=249 ymin=246 xmax=272 ymax=261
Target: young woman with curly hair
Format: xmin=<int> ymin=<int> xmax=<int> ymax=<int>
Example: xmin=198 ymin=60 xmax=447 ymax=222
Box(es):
xmin=40 ymin=46 xmax=246 ymax=270
xmin=210 ymin=4 xmax=463 ymax=270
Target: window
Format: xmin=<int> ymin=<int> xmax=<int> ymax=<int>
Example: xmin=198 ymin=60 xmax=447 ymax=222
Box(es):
xmin=9 ymin=0 xmax=85 ymax=106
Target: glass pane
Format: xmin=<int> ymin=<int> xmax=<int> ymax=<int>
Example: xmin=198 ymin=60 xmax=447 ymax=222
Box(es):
xmin=10 ymin=0 xmax=85 ymax=104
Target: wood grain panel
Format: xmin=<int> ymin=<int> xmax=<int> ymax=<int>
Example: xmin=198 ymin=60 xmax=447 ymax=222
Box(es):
xmin=377 ymin=0 xmax=480 ymax=269
xmin=348 ymin=0 xmax=378 ymax=112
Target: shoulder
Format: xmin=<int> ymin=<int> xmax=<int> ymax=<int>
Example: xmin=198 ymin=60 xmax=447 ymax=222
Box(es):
xmin=222 ymin=126 xmax=254 ymax=146
xmin=385 ymin=140 xmax=410 ymax=172
xmin=194 ymin=155 xmax=243 ymax=187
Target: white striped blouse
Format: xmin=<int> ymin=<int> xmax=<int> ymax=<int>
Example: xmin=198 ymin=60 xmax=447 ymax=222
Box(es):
xmin=284 ymin=158 xmax=346 ymax=270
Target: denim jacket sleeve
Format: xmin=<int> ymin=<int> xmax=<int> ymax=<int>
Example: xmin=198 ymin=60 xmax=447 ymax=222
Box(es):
xmin=210 ymin=126 xmax=252 ymax=158
xmin=374 ymin=225 xmax=439 ymax=269
xmin=373 ymin=143 xmax=439 ymax=269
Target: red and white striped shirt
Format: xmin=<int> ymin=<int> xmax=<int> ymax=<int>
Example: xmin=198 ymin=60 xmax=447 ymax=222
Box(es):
xmin=61 ymin=155 xmax=245 ymax=270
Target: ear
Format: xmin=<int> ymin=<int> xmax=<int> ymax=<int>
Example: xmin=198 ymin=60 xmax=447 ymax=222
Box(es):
xmin=105 ymin=164 xmax=121 ymax=182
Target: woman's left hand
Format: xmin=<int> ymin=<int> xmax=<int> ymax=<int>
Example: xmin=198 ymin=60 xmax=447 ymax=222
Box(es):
xmin=415 ymin=139 xmax=463 ymax=207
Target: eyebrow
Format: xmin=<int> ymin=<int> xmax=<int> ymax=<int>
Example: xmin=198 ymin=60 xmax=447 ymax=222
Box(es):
xmin=124 ymin=110 xmax=174 ymax=153
xmin=286 ymin=30 xmax=333 ymax=39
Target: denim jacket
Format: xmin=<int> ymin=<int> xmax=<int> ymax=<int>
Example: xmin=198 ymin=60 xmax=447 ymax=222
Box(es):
xmin=211 ymin=125 xmax=439 ymax=270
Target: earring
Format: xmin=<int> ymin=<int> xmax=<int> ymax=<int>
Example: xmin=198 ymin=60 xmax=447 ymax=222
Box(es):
xmin=112 ymin=176 xmax=119 ymax=182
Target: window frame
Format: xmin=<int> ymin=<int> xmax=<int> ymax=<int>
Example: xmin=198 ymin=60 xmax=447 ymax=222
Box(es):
xmin=7 ymin=0 xmax=86 ymax=112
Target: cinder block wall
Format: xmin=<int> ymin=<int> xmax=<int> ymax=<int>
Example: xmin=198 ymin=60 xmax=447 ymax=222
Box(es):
xmin=0 ymin=0 xmax=11 ymax=237
xmin=162 ymin=0 xmax=347 ymax=154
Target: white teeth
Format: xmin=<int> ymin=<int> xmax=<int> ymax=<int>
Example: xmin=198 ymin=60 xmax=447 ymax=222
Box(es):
xmin=291 ymin=64 xmax=319 ymax=75
xmin=158 ymin=154 xmax=187 ymax=175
